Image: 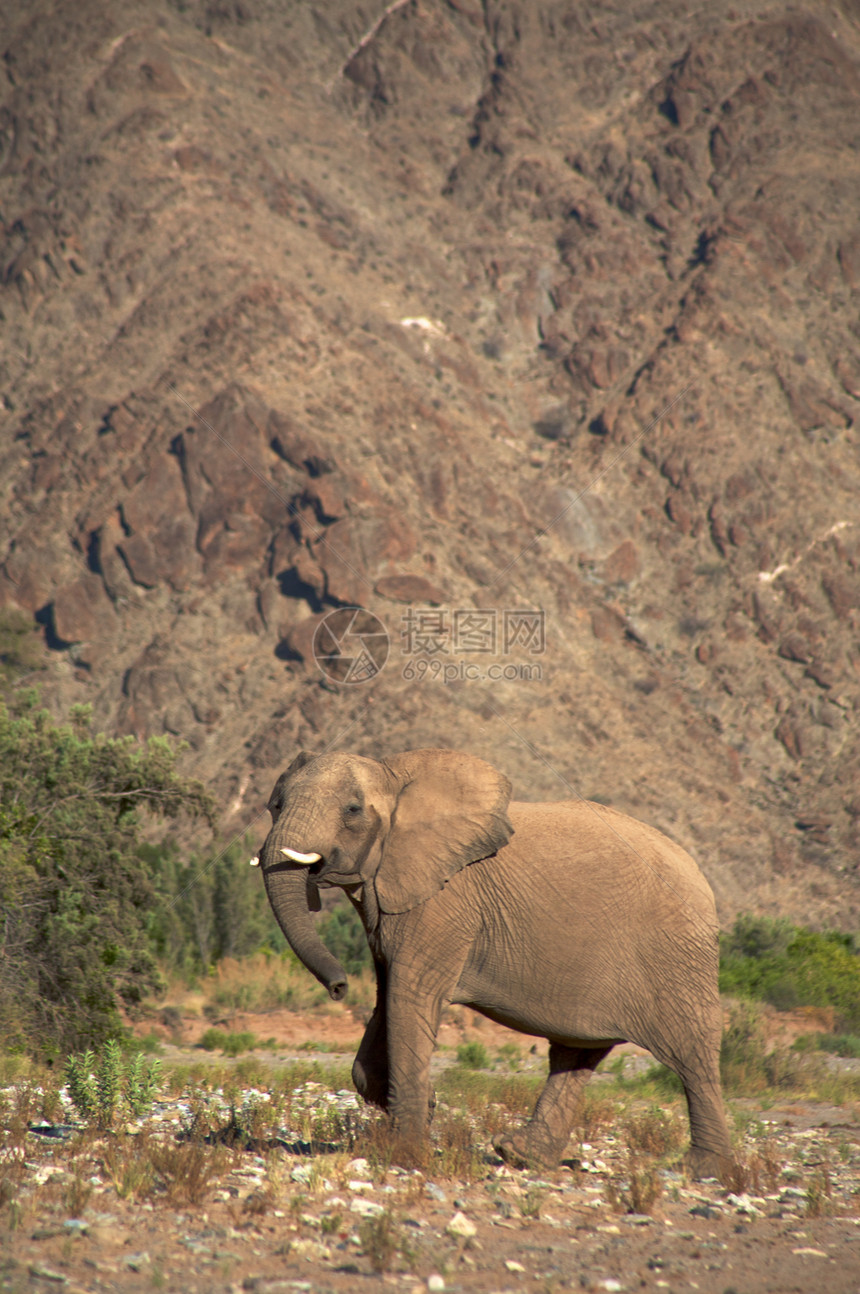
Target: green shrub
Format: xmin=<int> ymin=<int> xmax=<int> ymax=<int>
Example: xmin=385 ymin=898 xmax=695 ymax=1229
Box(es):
xmin=198 ymin=1028 xmax=256 ymax=1056
xmin=0 ymin=696 xmax=212 ymax=1054
xmin=456 ymin=1040 xmax=490 ymax=1069
xmin=143 ymin=836 xmax=285 ymax=974
xmin=719 ymin=1003 xmax=823 ymax=1095
xmin=316 ymin=901 xmax=372 ymax=975
xmin=720 ymin=915 xmax=860 ymax=1030
xmin=815 ymin=1033 xmax=860 ymax=1059
xmin=0 ymin=610 xmax=43 ymax=684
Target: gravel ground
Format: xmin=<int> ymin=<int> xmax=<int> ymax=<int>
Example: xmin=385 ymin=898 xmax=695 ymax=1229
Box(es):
xmin=3 ymin=1068 xmax=859 ymax=1294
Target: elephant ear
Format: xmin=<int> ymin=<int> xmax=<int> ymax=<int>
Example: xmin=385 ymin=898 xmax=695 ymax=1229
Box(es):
xmin=374 ymin=749 xmax=513 ymax=914
xmin=267 ymin=750 xmax=315 ymax=820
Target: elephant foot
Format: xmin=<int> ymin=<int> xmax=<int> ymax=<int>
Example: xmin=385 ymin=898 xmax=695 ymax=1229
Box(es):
xmin=685 ymin=1145 xmax=734 ymax=1184
xmin=494 ymin=1128 xmax=560 ymax=1172
xmin=387 ymin=1129 xmax=429 ymax=1172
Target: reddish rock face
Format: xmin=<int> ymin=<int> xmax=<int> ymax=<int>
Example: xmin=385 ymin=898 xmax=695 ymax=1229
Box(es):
xmin=4 ymin=0 xmax=860 ymax=929
xmin=52 ymin=575 xmax=115 ymax=646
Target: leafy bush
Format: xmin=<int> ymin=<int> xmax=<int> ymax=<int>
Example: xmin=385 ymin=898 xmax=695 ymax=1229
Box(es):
xmin=813 ymin=1033 xmax=860 ymax=1059
xmin=316 ymin=901 xmax=372 ymax=975
xmin=144 ymin=836 xmax=285 ymax=974
xmin=720 ymin=915 xmax=860 ymax=1029
xmin=0 ymin=610 xmax=43 ymax=684
xmin=198 ymin=1028 xmax=257 ymax=1056
xmin=0 ymin=696 xmax=213 ymax=1054
xmin=720 ymin=1003 xmax=823 ymax=1094
xmin=456 ymin=1040 xmax=490 ymax=1070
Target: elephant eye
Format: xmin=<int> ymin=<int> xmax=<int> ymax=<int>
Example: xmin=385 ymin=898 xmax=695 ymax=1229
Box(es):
xmin=345 ymin=802 xmax=362 ymax=816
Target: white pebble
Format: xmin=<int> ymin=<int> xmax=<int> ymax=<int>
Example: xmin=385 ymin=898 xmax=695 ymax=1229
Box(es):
xmin=446 ymin=1211 xmax=477 ymax=1239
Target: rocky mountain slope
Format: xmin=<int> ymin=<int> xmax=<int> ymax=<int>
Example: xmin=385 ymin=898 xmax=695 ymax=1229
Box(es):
xmin=2 ymin=0 xmax=860 ymax=927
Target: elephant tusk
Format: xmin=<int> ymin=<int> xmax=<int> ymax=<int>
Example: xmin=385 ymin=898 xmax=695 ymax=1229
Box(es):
xmin=281 ymin=847 xmax=322 ymax=864
xmin=249 ymin=856 xmax=260 ymax=867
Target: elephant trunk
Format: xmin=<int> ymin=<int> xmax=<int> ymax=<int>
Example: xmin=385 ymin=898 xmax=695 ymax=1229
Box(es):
xmin=260 ymin=828 xmax=347 ymax=1001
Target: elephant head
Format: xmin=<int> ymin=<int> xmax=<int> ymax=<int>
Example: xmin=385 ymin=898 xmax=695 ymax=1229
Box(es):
xmin=254 ymin=748 xmax=514 ymax=1000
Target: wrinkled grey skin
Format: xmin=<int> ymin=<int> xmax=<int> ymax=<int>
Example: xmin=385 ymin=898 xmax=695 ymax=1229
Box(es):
xmin=256 ymin=747 xmax=733 ymax=1179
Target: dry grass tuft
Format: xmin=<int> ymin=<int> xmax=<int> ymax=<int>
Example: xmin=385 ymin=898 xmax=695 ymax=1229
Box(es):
xmin=101 ymin=1134 xmax=156 ymax=1201
xmin=623 ymin=1106 xmax=685 ymax=1159
xmin=148 ymin=1138 xmax=230 ymax=1206
xmin=805 ymin=1165 xmax=833 ymax=1217
xmin=723 ymin=1138 xmax=784 ymax=1195
xmin=358 ymin=1208 xmax=417 ymax=1273
xmin=605 ymin=1149 xmax=663 ymax=1215
xmin=576 ymin=1090 xmax=618 ymax=1144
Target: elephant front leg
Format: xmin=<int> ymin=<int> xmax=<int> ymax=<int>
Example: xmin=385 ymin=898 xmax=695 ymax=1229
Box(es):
xmin=383 ymin=977 xmax=444 ymax=1165
xmin=496 ymin=1043 xmax=613 ymax=1171
xmin=352 ymin=1006 xmax=388 ymax=1111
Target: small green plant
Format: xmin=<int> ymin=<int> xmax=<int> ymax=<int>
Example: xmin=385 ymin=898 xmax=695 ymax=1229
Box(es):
xmin=605 ymin=1149 xmax=662 ymax=1215
xmin=576 ymin=1089 xmax=619 ymax=1144
xmin=623 ymin=1151 xmax=662 ymax=1214
xmin=433 ymin=1110 xmax=484 ymax=1181
xmin=456 ymin=1041 xmax=490 ymax=1070
xmin=497 ymin=1042 xmax=522 ymax=1069
xmin=64 ymin=1167 xmax=93 ymax=1216
xmin=320 ymin=1211 xmax=344 ymax=1235
xmin=720 ymin=1003 xmax=823 ymax=1095
xmin=518 ymin=1185 xmax=546 ymax=1219
xmin=65 ymin=1041 xmax=161 ymax=1129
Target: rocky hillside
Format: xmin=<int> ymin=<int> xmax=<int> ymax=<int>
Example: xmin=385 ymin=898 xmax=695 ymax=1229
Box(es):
xmin=2 ymin=0 xmax=860 ymax=927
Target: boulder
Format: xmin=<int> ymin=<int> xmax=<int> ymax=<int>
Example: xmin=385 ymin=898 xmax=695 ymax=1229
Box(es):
xmin=51 ymin=574 xmax=115 ymax=645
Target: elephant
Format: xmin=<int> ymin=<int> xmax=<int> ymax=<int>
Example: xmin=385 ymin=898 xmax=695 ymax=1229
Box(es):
xmin=253 ymin=747 xmax=733 ymax=1179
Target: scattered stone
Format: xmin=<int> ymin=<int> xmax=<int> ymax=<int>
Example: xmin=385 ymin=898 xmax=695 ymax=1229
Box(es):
xmin=345 ymin=1157 xmax=370 ymax=1177
xmin=427 ymin=1276 xmax=445 ymax=1292
xmin=425 ymin=1182 xmax=447 ymax=1203
xmin=28 ymin=1267 xmax=68 ymax=1284
xmin=289 ymin=1238 xmax=331 ymax=1262
xmin=505 ymin=1259 xmax=526 ymax=1272
xmin=349 ymin=1197 xmax=384 ymax=1218
xmin=446 ymin=1211 xmax=477 ymax=1239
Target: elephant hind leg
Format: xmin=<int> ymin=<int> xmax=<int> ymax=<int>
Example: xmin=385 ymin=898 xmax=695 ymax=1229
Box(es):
xmin=495 ymin=1043 xmax=613 ymax=1171
xmin=678 ymin=1065 xmax=734 ymax=1183
xmin=652 ymin=1038 xmax=733 ymax=1182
